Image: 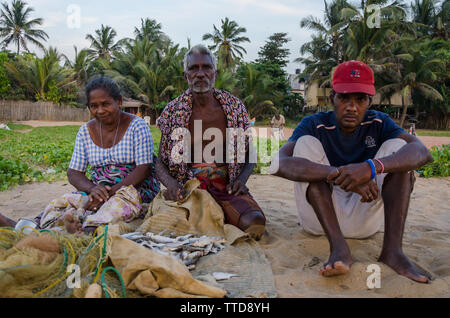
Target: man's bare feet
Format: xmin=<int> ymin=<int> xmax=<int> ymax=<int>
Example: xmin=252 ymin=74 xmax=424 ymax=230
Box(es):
xmin=319 ymin=243 xmax=353 ymax=277
xmin=238 ymin=210 xmax=266 ymax=240
xmin=64 ymin=213 xmax=83 ymax=234
xmin=379 ymin=250 xmax=431 ymax=283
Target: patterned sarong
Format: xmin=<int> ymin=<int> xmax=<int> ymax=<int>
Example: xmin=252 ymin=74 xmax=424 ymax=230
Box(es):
xmin=90 ymin=162 xmax=160 ymax=204
xmin=190 ymin=163 xmax=263 ymax=227
xmin=36 ymin=162 xmax=160 ymax=232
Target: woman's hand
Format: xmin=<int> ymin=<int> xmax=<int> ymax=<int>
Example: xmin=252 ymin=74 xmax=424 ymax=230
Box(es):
xmin=84 ymin=184 xmax=111 ymax=211
xmin=84 ymin=195 xmax=104 ymax=211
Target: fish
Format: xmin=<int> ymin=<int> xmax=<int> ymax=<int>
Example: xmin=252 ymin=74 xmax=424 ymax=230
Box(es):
xmin=145 ymin=233 xmax=177 ymax=244
xmin=212 ymin=272 xmax=240 ymax=281
xmin=122 ymin=231 xmax=227 ymax=270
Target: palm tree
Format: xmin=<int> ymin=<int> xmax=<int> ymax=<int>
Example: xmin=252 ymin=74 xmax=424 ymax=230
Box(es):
xmin=104 ymin=38 xmax=187 ymax=114
xmin=62 ymin=46 xmax=93 ymax=86
xmin=300 ymin=0 xmax=354 ymax=64
xmin=0 ymin=0 xmax=48 ymax=54
xmin=378 ymin=42 xmax=444 ymax=127
xmin=339 ymin=0 xmax=413 ymax=63
xmin=85 ymin=24 xmax=124 ymax=62
xmin=411 ymin=0 xmax=439 ymax=37
xmin=134 ymin=18 xmax=170 ymax=46
xmin=4 ymin=46 xmax=75 ymax=101
xmin=236 ymin=63 xmax=276 ymax=119
xmin=202 ymin=17 xmax=250 ymax=70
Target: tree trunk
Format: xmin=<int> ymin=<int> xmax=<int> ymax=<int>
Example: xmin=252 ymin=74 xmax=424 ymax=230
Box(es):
xmin=17 ymin=41 xmax=20 ymax=55
xmin=399 ymin=94 xmax=408 ymax=128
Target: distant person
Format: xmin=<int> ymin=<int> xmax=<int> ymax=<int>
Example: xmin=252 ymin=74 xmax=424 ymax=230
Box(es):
xmin=271 ymin=112 xmax=285 ymax=139
xmin=270 ymin=60 xmax=433 ymax=283
xmin=144 ymin=116 xmax=151 ymax=127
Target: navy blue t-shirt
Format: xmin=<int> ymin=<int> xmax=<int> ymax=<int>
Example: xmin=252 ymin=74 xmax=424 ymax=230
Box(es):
xmin=288 ymin=110 xmax=405 ymax=167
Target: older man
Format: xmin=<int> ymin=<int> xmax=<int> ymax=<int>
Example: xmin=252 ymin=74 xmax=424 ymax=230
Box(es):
xmin=155 ymin=44 xmax=266 ymax=239
xmin=270 ymin=60 xmax=433 ymax=283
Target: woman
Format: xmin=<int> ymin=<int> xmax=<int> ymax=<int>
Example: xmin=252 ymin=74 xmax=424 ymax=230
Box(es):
xmin=0 ymin=77 xmax=160 ymax=234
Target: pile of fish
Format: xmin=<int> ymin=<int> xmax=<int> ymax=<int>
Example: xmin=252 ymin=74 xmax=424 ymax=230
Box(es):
xmin=121 ymin=231 xmax=227 ymax=270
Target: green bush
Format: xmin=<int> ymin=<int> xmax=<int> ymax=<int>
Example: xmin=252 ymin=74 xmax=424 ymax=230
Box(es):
xmin=417 ymin=145 xmax=450 ymax=177
xmin=0 ymin=155 xmax=42 ymax=191
xmin=252 ymin=137 xmax=287 ymax=174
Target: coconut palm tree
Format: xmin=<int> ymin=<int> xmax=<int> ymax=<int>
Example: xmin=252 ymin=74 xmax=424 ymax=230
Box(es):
xmin=411 ymin=0 xmax=439 ymax=36
xmin=236 ymin=63 xmax=276 ymax=119
xmin=85 ymin=24 xmax=124 ymax=62
xmin=62 ymin=46 xmax=93 ymax=86
xmin=300 ymin=0 xmax=354 ymax=64
xmin=104 ymin=38 xmax=187 ymax=114
xmin=378 ymin=42 xmax=444 ymax=127
xmin=0 ymin=0 xmax=48 ymax=54
xmin=134 ymin=18 xmax=170 ymax=46
xmin=339 ymin=0 xmax=413 ymax=63
xmin=202 ymin=17 xmax=250 ymax=70
xmin=4 ymin=46 xmax=75 ymax=101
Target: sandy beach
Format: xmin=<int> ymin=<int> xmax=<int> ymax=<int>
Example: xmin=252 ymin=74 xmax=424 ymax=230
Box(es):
xmin=1 ymin=175 xmax=449 ymax=298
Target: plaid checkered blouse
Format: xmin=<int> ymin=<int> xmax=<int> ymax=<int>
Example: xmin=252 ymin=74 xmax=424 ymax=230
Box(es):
xmin=69 ymin=116 xmax=154 ymax=171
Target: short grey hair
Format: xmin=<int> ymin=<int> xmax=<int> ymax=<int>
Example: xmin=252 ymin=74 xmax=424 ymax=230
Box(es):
xmin=183 ymin=44 xmax=217 ymax=72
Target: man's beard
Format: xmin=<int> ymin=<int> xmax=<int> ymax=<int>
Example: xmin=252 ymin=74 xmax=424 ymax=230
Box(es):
xmin=190 ymin=79 xmax=214 ymax=93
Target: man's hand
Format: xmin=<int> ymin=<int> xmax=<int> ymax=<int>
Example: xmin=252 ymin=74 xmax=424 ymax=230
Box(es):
xmin=349 ymin=180 xmax=379 ymax=202
xmin=164 ymin=182 xmax=186 ymax=202
xmin=227 ymin=179 xmax=249 ymax=196
xmin=329 ymin=162 xmax=372 ymax=191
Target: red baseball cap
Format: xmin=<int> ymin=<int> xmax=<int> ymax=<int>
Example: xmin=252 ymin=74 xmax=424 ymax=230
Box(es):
xmin=332 ymin=60 xmax=376 ymax=96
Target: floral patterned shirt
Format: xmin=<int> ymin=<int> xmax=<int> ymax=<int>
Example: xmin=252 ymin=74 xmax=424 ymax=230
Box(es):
xmin=157 ymin=88 xmax=251 ymax=185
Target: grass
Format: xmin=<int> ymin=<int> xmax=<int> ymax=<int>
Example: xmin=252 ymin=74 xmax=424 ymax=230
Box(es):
xmin=5 ymin=122 xmax=33 ymax=130
xmin=0 ymin=124 xmax=161 ymax=191
xmin=416 ymin=129 xmax=450 ymax=137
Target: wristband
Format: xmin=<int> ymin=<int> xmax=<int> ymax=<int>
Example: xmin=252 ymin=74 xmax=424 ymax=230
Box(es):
xmin=366 ymin=159 xmax=376 ymax=180
xmin=373 ymin=158 xmax=385 ymax=174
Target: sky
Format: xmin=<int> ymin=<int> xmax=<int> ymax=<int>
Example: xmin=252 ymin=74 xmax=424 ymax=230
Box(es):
xmin=13 ymin=0 xmax=414 ymax=74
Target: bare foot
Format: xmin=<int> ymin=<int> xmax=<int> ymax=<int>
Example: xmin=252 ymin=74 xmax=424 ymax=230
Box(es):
xmin=238 ymin=210 xmax=266 ymax=241
xmin=64 ymin=214 xmax=82 ymax=234
xmin=379 ymin=250 xmax=431 ymax=283
xmin=319 ymin=244 xmax=353 ymax=277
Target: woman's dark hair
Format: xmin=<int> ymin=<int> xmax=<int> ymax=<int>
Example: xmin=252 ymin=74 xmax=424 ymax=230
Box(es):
xmin=85 ymin=76 xmax=121 ymax=104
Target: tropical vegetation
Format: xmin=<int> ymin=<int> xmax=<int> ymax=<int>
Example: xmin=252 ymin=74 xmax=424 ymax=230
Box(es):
xmin=297 ymin=0 xmax=449 ymax=128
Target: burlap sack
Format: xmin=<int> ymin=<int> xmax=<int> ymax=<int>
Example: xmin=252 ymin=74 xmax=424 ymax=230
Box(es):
xmin=137 ymin=179 xmax=225 ymax=237
xmin=106 ymin=224 xmax=227 ymax=298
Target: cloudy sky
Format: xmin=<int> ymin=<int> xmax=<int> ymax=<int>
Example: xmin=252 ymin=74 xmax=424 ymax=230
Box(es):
xmin=17 ymin=0 xmax=413 ymax=74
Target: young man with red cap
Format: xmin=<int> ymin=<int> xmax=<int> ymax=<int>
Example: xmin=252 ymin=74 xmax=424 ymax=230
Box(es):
xmin=270 ymin=60 xmax=433 ymax=283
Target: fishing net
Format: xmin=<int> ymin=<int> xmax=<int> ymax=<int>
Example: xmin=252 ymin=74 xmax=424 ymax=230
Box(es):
xmin=0 ymin=225 xmax=135 ymax=298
